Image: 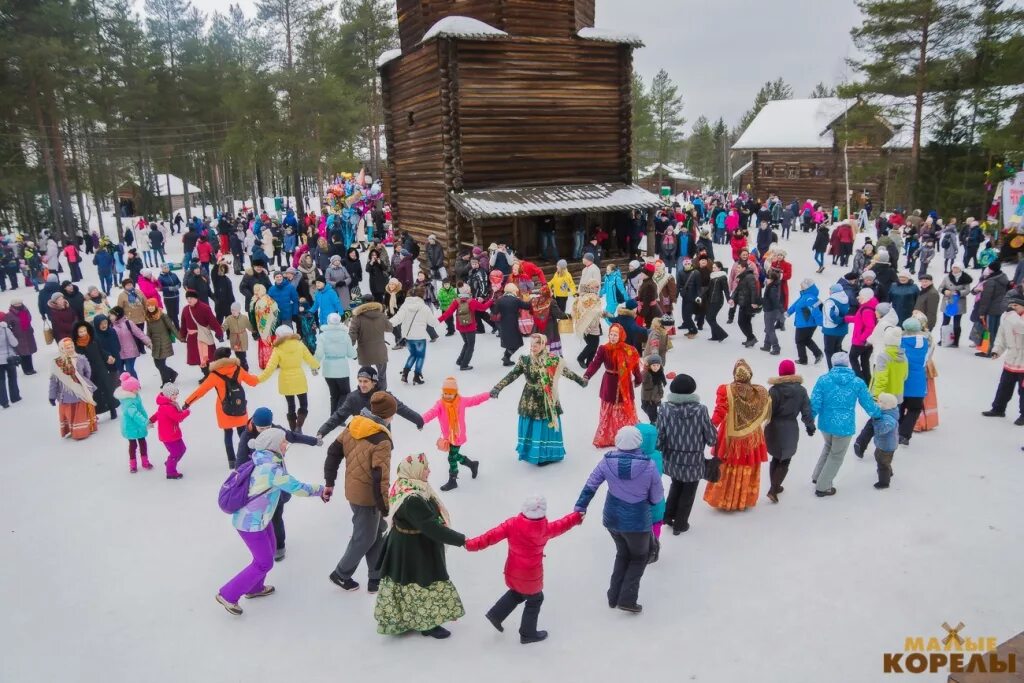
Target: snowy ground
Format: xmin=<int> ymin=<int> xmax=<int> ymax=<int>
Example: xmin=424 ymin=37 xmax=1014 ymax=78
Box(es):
xmin=1 ymin=229 xmax=1021 ymax=683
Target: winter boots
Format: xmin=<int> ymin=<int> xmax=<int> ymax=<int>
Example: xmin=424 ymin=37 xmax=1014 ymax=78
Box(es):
xmin=413 ymin=372 xmax=425 ymax=385
xmin=286 ymin=412 xmax=298 ymax=432
xmin=130 ymin=457 xmax=138 ymax=473
xmin=295 ymin=409 xmax=308 ymax=434
xmin=502 ymin=350 xmax=515 ymax=367
xmin=440 ymin=475 xmax=459 ymax=492
xmin=401 ymin=368 xmax=410 ymax=383
xmin=140 ymin=455 xmax=153 ymax=470
xmin=440 ymin=457 xmax=479 ymax=491
xmin=766 ymin=459 xmax=789 ymax=503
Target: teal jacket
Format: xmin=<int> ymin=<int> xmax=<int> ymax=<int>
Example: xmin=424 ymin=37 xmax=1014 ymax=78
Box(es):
xmin=637 ymin=423 xmax=666 ymax=525
xmin=116 ymin=390 xmax=149 ymax=440
xmin=314 ymin=322 xmax=357 ymax=379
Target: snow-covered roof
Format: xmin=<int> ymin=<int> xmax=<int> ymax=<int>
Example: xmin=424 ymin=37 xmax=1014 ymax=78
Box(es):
xmin=731 ymin=161 xmax=752 ymax=180
xmin=420 ymin=16 xmax=508 ymax=44
xmin=732 ymin=98 xmax=858 ymax=150
xmin=639 ymin=163 xmax=699 ymax=182
xmin=576 ymin=27 xmax=644 ymax=47
xmin=376 ymin=48 xmax=402 ymax=68
xmin=120 ymin=174 xmax=200 ymax=197
xmin=450 ymin=183 xmax=662 ymax=219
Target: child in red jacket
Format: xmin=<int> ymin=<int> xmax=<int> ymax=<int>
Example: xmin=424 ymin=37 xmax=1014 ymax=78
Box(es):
xmin=149 ymin=383 xmax=191 ymax=479
xmin=465 ymin=495 xmax=582 ymax=644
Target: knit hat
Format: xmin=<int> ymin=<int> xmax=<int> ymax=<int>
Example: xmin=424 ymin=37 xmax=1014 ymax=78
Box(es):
xmin=669 ymin=373 xmax=696 ymax=395
xmin=503 ymin=283 xmax=519 ymax=295
xmin=252 ymin=407 xmax=274 ymax=428
xmin=898 ymin=270 xmax=912 ymax=279
xmin=614 ymin=426 xmax=643 ymax=451
xmin=778 ymin=359 xmax=796 ymax=376
xmin=327 ymin=313 xmax=342 ymax=325
xmin=643 ymin=262 xmax=656 ymax=275
xmin=877 ymin=393 xmax=898 ymax=410
xmin=919 ymin=273 xmax=933 ymax=282
xmin=119 ymin=372 xmax=141 ymax=393
xmin=646 ymin=353 xmax=663 ymax=366
xmin=902 ymin=318 xmax=922 ymax=332
xmin=883 ymin=327 xmax=903 ymax=347
xmin=442 ymin=376 xmax=458 ymax=393
xmin=875 ymin=251 xmax=890 ymax=264
xmin=876 ymin=302 xmax=892 ymax=316
xmin=160 ymin=382 xmax=179 ymax=398
xmin=275 ymin=324 xmax=293 ymax=338
xmin=800 ymin=278 xmax=814 ymax=290
xmin=858 ymin=288 xmax=875 ymax=302
xmin=582 ymin=252 xmax=594 ymax=263
xmin=861 ymin=269 xmax=876 ymax=281
xmin=625 ymin=299 xmax=638 ymax=310
xmin=249 ymin=427 xmax=286 ymax=453
xmin=844 ymin=271 xmax=859 ymax=282
xmin=1006 ymin=291 xmax=1024 ymax=309
xmin=521 ymin=495 xmax=547 ymax=520
xmin=50 ymin=292 xmax=64 ymax=303
xmin=230 ymin=301 xmax=241 ymax=314
xmin=829 ymin=283 xmax=844 ymax=294
xmin=556 ymin=259 xmax=567 ymax=269
xmin=370 ymin=391 xmax=398 ymax=420
xmin=831 ymin=352 xmax=851 ymax=368
xmin=357 ymin=366 xmax=378 ymax=382
xmin=47 ymin=273 xmax=58 ymax=283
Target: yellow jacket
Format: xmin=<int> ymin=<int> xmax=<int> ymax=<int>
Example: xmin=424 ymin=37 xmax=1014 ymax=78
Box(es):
xmin=258 ymin=334 xmax=320 ymax=396
xmin=549 ymin=270 xmax=577 ymax=298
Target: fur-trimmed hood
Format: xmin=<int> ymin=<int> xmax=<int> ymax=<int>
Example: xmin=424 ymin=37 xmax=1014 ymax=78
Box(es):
xmin=352 ymin=301 xmax=383 ymax=317
xmin=208 ymin=356 xmax=241 ymax=372
xmin=272 ymin=332 xmax=302 ymax=347
xmin=768 ymin=375 xmax=804 ymax=385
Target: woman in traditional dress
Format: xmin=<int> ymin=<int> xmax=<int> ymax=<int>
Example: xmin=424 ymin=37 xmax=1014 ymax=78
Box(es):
xmin=529 ymin=286 xmax=567 ymax=357
xmin=72 ymin=320 xmax=119 ymax=419
xmin=572 ymin=280 xmax=606 ymax=368
xmin=248 ymin=283 xmax=279 ymax=370
xmin=374 ymin=454 xmax=467 ymax=640
xmin=703 ymin=359 xmax=771 ymax=511
xmin=180 ymin=289 xmax=223 ymax=377
xmin=652 ymin=260 xmax=677 ymax=329
xmin=584 ymin=323 xmax=642 ymax=448
xmin=490 ymin=333 xmax=587 ymax=466
xmin=48 ymin=338 xmax=98 ymax=439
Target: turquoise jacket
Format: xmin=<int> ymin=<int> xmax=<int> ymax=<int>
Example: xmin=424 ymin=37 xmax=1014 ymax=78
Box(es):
xmin=637 ymin=423 xmax=666 ymax=525
xmin=810 ymin=366 xmax=880 ymax=437
xmin=602 ymin=270 xmax=627 ymax=314
xmin=232 ymin=449 xmax=323 ymax=532
xmin=116 ymin=390 xmax=149 ymax=440
xmin=310 ymin=286 xmax=343 ymax=325
xmin=314 ymin=322 xmax=357 ymax=379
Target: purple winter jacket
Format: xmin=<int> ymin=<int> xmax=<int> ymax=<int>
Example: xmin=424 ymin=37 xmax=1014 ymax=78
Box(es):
xmin=111 ymin=318 xmax=150 ymax=360
xmin=575 ymin=449 xmax=665 ymax=532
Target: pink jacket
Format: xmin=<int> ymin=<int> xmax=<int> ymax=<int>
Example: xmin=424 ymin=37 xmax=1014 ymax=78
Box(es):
xmin=149 ymin=394 xmax=190 ymax=442
xmin=421 ymin=392 xmax=489 ymax=446
xmin=136 ymin=277 xmax=163 ymax=309
xmin=845 ymin=297 xmax=878 ymax=346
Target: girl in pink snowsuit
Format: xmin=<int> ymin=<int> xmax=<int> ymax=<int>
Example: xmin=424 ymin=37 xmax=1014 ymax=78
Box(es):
xmin=149 ymin=383 xmax=191 ymax=479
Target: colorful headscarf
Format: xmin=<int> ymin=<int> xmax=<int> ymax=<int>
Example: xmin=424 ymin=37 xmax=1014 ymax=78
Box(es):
xmin=604 ymin=323 xmax=640 ymax=412
xmin=531 ymin=286 xmax=553 ymax=329
xmin=530 ymin=333 xmax=564 ymax=427
xmin=727 ymin=359 xmax=770 ymax=436
xmin=387 ymin=453 xmax=450 ymax=528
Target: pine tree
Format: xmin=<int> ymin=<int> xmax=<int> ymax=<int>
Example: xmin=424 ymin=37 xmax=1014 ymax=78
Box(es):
xmin=686 ymin=116 xmax=716 ymax=185
xmin=810 ymin=82 xmax=836 ymax=98
xmin=649 ymin=69 xmax=685 ymax=176
xmin=848 ymin=0 xmax=970 ymax=206
xmin=734 ymin=78 xmax=793 ymax=138
xmin=630 ymin=71 xmax=655 ymax=177
xmin=711 ymin=117 xmax=730 ymax=189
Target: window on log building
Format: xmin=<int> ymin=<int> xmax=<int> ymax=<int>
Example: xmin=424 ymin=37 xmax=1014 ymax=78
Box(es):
xmin=760 ymin=163 xmax=774 ymax=177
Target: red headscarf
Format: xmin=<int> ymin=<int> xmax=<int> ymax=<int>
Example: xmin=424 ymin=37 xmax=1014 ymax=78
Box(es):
xmin=604 ymin=323 xmax=639 ymax=410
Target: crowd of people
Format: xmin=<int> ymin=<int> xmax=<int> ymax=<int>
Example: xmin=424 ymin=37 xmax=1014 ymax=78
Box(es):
xmin=0 ymin=186 xmax=1020 ymax=642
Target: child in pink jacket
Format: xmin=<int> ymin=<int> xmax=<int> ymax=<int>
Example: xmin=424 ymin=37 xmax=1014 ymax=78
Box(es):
xmin=421 ymin=376 xmax=489 ymax=492
xmin=149 ymin=383 xmax=191 ymax=479
xmin=845 ymin=288 xmax=878 ymax=384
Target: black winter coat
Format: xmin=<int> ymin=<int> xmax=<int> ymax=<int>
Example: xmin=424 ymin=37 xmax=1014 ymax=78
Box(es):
xmin=733 ymin=271 xmax=761 ymax=313
xmin=210 ymin=267 xmax=236 ymax=319
xmin=872 ymin=263 xmax=896 ymax=302
xmin=813 ymin=226 xmax=831 ymax=253
xmin=764 ymin=376 xmax=813 ymax=460
xmin=492 ymin=294 xmax=531 ymax=351
xmin=239 ymin=270 xmax=271 ymax=308
xmin=976 ymin=271 xmax=1010 ymax=318
xmin=71 ymin=321 xmax=119 ymax=415
xmin=367 ymin=260 xmax=390 ymax=297
xmin=183 ymin=272 xmax=211 ymax=304
xmin=706 ymin=273 xmax=728 ymax=315
xmin=762 ymin=280 xmax=782 ymax=313
xmin=344 ymin=251 xmax=363 ymax=287
xmin=316 ymin=387 xmax=423 ymax=438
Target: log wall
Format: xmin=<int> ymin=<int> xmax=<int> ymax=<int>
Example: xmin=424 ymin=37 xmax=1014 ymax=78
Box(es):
xmin=380 ymin=44 xmax=448 ymax=250
xmin=454 ymin=39 xmax=631 ymax=190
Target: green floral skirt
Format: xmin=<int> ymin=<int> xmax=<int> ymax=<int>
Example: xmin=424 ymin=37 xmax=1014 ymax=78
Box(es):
xmin=374 ymin=578 xmax=465 ymax=635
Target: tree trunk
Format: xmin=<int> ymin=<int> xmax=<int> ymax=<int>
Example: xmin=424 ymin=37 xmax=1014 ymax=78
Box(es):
xmin=27 ymin=82 xmax=64 ymax=238
xmin=292 ymin=150 xmax=303 ymax=214
xmin=67 ymin=121 xmax=89 ymax=232
xmin=44 ymin=88 xmax=76 ymax=236
xmin=255 ymin=160 xmax=265 ymax=211
xmin=909 ymin=10 xmax=931 ymax=208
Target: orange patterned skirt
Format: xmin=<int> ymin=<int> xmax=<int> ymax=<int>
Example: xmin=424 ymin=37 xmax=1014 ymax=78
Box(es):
xmin=59 ymin=402 xmax=97 ymax=440
xmin=593 ymin=400 xmax=639 ymax=448
xmin=703 ymin=462 xmax=760 ymax=511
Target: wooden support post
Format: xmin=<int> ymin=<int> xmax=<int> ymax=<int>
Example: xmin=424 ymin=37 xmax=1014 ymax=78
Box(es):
xmin=646 ymin=210 xmax=655 ymax=258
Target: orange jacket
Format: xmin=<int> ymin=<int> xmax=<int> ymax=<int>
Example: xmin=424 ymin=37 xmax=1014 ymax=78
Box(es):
xmin=184 ymin=356 xmax=259 ymax=429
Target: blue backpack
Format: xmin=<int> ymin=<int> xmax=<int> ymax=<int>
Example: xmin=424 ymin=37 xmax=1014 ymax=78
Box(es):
xmin=217 ymin=461 xmax=267 ymax=513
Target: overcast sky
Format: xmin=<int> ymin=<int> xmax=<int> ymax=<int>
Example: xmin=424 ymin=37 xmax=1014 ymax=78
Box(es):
xmin=184 ymin=0 xmax=864 ymax=128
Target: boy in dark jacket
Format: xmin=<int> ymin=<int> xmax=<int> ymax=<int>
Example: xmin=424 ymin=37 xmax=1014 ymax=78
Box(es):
xmin=764 ymin=360 xmax=814 ymax=502
xmin=639 ymin=354 xmax=666 ymax=424
xmin=872 ymin=393 xmax=900 ymax=489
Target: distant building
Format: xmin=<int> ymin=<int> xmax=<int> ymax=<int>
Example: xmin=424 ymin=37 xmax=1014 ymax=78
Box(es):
xmin=637 ymin=163 xmax=702 ymax=196
xmin=115 ymin=174 xmax=200 ymax=217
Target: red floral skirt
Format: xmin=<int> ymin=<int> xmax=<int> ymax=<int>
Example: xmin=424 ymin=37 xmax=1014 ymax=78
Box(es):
xmin=593 ymin=400 xmax=638 ymax=448
xmin=703 ymin=463 xmax=760 ymax=511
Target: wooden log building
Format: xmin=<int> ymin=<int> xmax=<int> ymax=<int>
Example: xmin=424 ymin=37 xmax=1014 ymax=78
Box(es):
xmin=731 ymin=98 xmax=910 ymax=208
xmin=378 ymin=0 xmax=662 ymax=269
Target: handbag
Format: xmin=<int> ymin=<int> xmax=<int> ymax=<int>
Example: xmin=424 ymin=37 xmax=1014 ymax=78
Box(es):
xmin=703 ymin=456 xmax=722 ymax=483
xmin=969 ymin=321 xmax=984 ymax=346
xmin=43 ymin=321 xmax=54 ymax=345
xmin=518 ymin=309 xmax=534 ymax=335
xmin=436 ymin=437 xmax=450 ymax=452
xmin=557 ymin=318 xmax=574 ymax=335
xmin=939 ymin=323 xmax=954 ymax=347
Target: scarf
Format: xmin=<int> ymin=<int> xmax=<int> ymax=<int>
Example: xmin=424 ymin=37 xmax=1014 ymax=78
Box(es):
xmin=573 ymin=289 xmax=604 ymax=339
xmin=387 ymin=454 xmax=451 ymax=528
xmin=603 ymin=323 xmax=639 ymax=412
xmin=530 ymin=333 xmax=564 ymax=427
xmin=727 ymin=359 xmax=770 ymax=436
xmin=531 ymin=287 xmax=553 ymax=328
xmin=653 ymin=266 xmax=672 ymax=296
xmin=75 ymin=330 xmax=92 ymax=348
xmin=442 ymin=393 xmax=460 ymax=442
xmin=252 ymin=295 xmax=279 ymax=342
xmin=51 ymin=356 xmax=95 ymax=404
xmin=145 ymin=301 xmax=162 ymax=322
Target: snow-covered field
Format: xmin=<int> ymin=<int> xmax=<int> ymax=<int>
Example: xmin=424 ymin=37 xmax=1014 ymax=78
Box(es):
xmin=1 ymin=229 xmax=1020 ymax=683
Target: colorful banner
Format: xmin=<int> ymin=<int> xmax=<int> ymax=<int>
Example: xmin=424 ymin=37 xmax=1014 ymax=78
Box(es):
xmin=1003 ymin=171 xmax=1024 ymax=226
